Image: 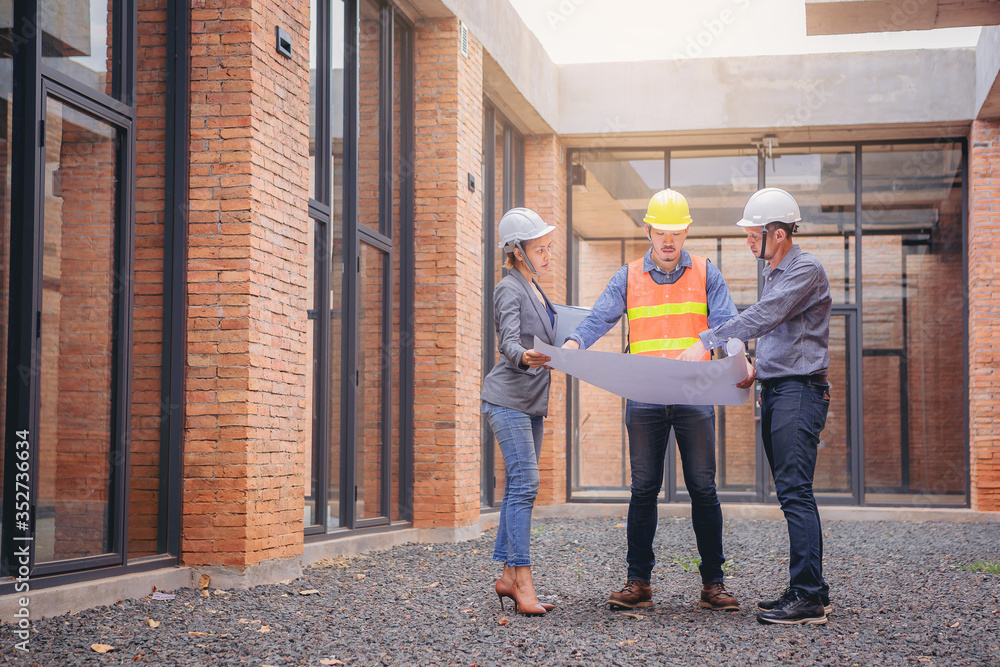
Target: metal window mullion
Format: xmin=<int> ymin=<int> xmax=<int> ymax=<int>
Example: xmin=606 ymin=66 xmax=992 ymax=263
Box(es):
xmin=315 ymin=0 xmax=332 ymax=207
xmin=1 ymin=0 xmax=43 ymax=577
xmin=341 ymin=0 xmax=359 ymax=530
xmin=755 ymin=147 xmax=768 ymax=503
xmin=377 ymin=2 xmax=393 ymax=520
xmin=960 ymin=138 xmax=970 ymax=508
xmin=482 ymin=104 xmax=496 ymax=508
xmin=397 ymin=16 xmax=415 ymax=522
xmin=854 ymin=143 xmax=864 ymax=505
xmin=313 ymin=214 xmax=331 ymax=532
xmin=111 ymin=113 xmax=137 ymax=564
xmin=565 ymin=149 xmax=575 ymax=502
xmin=162 ymin=0 xmax=189 ymax=557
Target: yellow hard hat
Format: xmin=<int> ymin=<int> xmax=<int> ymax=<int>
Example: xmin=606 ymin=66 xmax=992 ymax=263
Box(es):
xmin=643 ymin=189 xmax=692 ymax=231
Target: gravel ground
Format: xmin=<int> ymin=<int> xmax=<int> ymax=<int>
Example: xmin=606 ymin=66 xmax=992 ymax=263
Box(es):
xmin=1 ymin=516 xmax=998 ymax=667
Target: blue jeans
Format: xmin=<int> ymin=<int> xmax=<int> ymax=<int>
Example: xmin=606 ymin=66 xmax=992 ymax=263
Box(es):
xmin=483 ymin=401 xmax=543 ymax=567
xmin=760 ymin=376 xmax=831 ymax=601
xmin=624 ymin=400 xmax=725 ymax=585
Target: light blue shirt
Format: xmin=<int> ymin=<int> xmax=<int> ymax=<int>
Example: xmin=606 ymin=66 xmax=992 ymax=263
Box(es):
xmin=568 ymin=249 xmax=740 ymax=350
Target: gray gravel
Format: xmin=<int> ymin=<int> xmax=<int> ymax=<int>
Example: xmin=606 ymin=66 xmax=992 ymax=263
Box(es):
xmin=1 ymin=516 xmax=999 ymax=666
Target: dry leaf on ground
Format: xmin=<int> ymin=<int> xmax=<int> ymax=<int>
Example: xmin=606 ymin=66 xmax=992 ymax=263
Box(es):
xmin=319 ymin=660 xmax=346 ymax=666
xmin=199 ymin=574 xmax=210 ymax=590
xmin=188 ymin=631 xmax=209 ymax=637
xmin=147 ymin=619 xmax=160 ymax=628
xmin=498 ymin=617 xmax=509 ymax=626
xmin=91 ymin=644 xmax=114 ymax=653
xmin=299 ymin=589 xmax=320 ymax=595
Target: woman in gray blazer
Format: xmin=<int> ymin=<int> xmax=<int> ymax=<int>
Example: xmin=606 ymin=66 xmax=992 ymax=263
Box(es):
xmin=482 ymin=207 xmax=557 ymax=617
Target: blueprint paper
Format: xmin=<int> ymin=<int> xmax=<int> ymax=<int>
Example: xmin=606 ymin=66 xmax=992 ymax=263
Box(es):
xmin=534 ymin=336 xmax=752 ymax=407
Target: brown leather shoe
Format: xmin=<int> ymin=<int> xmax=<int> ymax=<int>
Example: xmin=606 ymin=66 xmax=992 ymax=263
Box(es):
xmin=608 ymin=580 xmax=653 ymax=609
xmin=699 ymin=582 xmax=739 ymax=611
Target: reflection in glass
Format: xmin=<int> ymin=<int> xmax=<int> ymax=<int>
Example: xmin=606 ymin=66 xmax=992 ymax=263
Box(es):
xmin=861 ymin=143 xmax=964 ymax=505
xmin=41 ymin=0 xmax=114 ymax=96
xmin=38 ymin=97 xmax=118 ymax=562
xmin=357 ymin=0 xmax=381 ymax=232
xmin=357 ymin=243 xmax=385 ymax=520
xmin=766 ymin=149 xmax=856 ymax=304
xmin=570 ymin=240 xmax=628 ymax=498
xmin=309 ymin=0 xmax=346 ymax=202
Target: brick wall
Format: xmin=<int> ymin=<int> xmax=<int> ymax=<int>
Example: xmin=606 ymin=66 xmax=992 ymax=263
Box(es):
xmin=969 ymin=120 xmax=1000 ymax=512
xmin=525 ymin=134 xmax=567 ymax=505
xmin=183 ymin=0 xmax=309 ymax=567
xmin=411 ymin=18 xmax=483 ymax=529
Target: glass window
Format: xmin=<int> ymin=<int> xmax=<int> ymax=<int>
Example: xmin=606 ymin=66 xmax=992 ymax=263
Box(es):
xmin=861 ymin=142 xmax=965 ymax=505
xmin=766 ymin=148 xmax=857 ymax=305
xmin=357 ymin=242 xmax=385 ymax=520
xmin=38 ymin=97 xmax=119 ymax=562
xmin=41 ymin=0 xmax=115 ymax=98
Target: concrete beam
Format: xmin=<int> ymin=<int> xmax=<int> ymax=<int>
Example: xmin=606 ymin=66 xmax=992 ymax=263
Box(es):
xmin=805 ymin=0 xmax=1000 ymax=36
xmin=976 ymin=26 xmax=1000 ymax=118
xmin=440 ymin=0 xmax=559 ymax=134
xmin=559 ymin=49 xmax=975 ymax=139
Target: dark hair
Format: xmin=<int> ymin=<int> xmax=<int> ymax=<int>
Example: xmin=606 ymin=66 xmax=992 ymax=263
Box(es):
xmin=765 ymin=221 xmax=796 ymax=238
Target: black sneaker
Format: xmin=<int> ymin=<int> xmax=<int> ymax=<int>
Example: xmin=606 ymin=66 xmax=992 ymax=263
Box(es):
xmin=758 ymin=588 xmax=832 ymax=615
xmin=756 ymin=589 xmax=827 ymax=626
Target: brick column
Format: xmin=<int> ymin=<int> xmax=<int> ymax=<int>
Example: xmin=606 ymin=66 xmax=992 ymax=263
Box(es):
xmin=525 ymin=135 xmax=568 ymax=505
xmin=183 ymin=0 xmax=309 ymax=569
xmin=968 ymin=120 xmax=1000 ymax=512
xmin=411 ymin=19 xmax=484 ymax=530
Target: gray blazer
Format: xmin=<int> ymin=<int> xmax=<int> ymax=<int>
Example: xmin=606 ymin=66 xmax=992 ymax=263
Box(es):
xmin=481 ymin=270 xmax=555 ymax=417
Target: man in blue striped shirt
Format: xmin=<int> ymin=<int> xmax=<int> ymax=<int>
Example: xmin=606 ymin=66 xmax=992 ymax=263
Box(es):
xmin=680 ymin=187 xmax=833 ymax=626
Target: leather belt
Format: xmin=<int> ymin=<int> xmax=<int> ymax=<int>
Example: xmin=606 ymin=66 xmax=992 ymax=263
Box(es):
xmin=761 ymin=373 xmax=827 ymax=386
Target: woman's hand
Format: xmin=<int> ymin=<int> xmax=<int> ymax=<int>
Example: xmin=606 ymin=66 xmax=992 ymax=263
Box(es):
xmin=561 ymin=339 xmax=580 ymax=350
xmin=521 ymin=349 xmax=552 ymax=368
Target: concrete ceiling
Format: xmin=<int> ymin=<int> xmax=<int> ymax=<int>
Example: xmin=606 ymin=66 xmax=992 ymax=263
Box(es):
xmin=805 ymin=0 xmax=1000 ymax=35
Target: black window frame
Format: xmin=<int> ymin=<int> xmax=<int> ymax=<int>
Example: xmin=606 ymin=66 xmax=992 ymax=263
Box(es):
xmin=306 ymin=0 xmax=414 ymax=538
xmin=0 ymin=0 xmax=187 ymax=593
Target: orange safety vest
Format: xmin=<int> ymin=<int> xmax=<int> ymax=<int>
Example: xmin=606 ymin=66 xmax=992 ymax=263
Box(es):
xmin=626 ymin=254 xmax=710 ymax=360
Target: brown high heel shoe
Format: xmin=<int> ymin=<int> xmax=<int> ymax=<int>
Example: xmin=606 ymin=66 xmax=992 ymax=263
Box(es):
xmin=495 ymin=578 xmax=555 ymax=612
xmin=510 ymin=577 xmax=547 ymax=616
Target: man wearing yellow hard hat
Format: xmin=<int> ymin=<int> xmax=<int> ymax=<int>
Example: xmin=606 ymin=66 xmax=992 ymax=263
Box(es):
xmin=563 ymin=189 xmax=753 ymax=613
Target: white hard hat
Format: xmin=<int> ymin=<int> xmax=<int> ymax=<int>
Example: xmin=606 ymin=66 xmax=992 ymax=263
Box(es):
xmin=736 ymin=187 xmax=801 ymax=227
xmin=498 ymin=207 xmax=555 ymax=252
